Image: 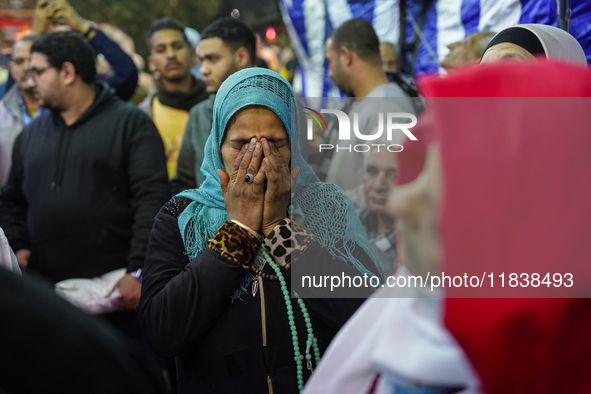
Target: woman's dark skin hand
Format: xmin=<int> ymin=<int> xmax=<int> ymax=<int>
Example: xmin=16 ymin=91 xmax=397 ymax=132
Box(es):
xmin=260 ymin=138 xmax=300 ymax=236
xmin=218 ymin=137 xmax=266 ymax=233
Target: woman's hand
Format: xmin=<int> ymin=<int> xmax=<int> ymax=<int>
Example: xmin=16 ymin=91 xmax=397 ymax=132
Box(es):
xmin=218 ymin=138 xmax=266 ymax=233
xmin=260 ymin=138 xmax=300 ymax=236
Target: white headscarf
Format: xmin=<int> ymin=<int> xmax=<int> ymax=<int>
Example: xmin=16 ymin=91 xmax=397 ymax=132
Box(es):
xmin=484 ymin=24 xmax=587 ymax=65
xmin=303 ymin=266 xmax=481 ymax=394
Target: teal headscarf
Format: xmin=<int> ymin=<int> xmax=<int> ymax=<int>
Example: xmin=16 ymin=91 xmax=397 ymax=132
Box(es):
xmin=177 ymin=68 xmax=382 ymax=297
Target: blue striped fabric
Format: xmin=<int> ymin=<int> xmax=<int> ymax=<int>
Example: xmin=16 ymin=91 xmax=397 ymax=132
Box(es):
xmin=280 ymin=0 xmax=591 ymax=97
xmin=461 ymin=0 xmax=480 ymax=35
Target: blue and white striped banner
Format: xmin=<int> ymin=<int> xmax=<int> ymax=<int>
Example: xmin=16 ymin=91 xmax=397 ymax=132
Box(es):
xmin=279 ymin=0 xmax=591 ymax=97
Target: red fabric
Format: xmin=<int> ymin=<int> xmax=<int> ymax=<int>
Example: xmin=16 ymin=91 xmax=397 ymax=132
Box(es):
xmin=366 ymin=373 xmax=381 ymax=394
xmin=396 ymin=112 xmax=432 ymax=186
xmin=421 ymin=60 xmax=591 ymax=98
xmin=420 ymin=61 xmax=591 ymax=393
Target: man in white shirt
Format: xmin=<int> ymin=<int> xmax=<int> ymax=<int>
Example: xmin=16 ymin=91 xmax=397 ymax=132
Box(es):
xmin=323 ymin=19 xmax=417 ymax=209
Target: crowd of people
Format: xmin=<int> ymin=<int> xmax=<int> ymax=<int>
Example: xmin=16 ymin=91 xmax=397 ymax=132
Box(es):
xmin=1 ymin=0 xmax=590 ymax=393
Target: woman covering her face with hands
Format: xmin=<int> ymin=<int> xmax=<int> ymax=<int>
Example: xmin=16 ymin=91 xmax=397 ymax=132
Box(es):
xmin=139 ymin=68 xmax=382 ymax=394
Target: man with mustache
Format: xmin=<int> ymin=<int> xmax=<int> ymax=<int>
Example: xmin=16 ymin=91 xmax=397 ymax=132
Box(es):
xmin=1 ymin=0 xmax=139 ymax=186
xmin=139 ymin=17 xmax=208 ymax=180
xmin=358 ymin=149 xmax=398 ymax=276
xmin=0 ymin=29 xmax=169 ymax=350
xmin=0 ymin=36 xmax=43 ymax=187
xmin=322 ymin=19 xmax=417 ymax=210
xmin=439 ymin=31 xmax=496 ymax=71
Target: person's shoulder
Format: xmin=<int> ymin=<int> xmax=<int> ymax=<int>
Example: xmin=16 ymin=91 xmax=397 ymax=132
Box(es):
xmin=357 ymin=206 xmax=370 ymax=222
xmin=106 ymin=96 xmax=155 ymax=125
xmin=20 ymin=111 xmax=53 ymax=135
xmin=0 ymin=99 xmax=9 ymax=116
xmin=11 ymin=115 xmax=46 ymax=151
xmin=1 ymin=84 xmax=19 ymax=104
xmin=137 ymin=92 xmax=155 ymax=117
xmin=161 ymin=196 xmax=193 ymax=219
xmin=365 ymin=82 xmax=408 ymax=101
xmin=0 ymin=85 xmax=20 ymax=118
xmin=361 ymin=83 xmax=417 ymax=114
xmin=94 ymin=84 xmax=146 ymax=117
xmin=94 ymin=98 xmax=158 ymax=143
xmin=188 ymin=93 xmax=215 ymax=117
xmin=383 ymin=82 xmax=408 ymax=98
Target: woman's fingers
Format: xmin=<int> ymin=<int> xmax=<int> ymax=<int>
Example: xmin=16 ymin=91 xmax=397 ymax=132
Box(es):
xmin=262 ymin=138 xmax=290 ymax=176
xmin=263 ymin=157 xmax=279 ymax=185
xmin=259 ymin=139 xmax=290 ymax=205
xmin=263 ymin=157 xmax=289 ymax=200
xmin=224 ymin=139 xmax=264 ymax=233
xmin=230 ymin=138 xmax=266 ymax=202
xmin=237 ymin=138 xmax=257 ymax=181
xmin=261 ymin=138 xmax=281 ymax=170
xmin=251 ymin=162 xmax=267 ymax=197
xmin=260 ymin=156 xmax=292 ymax=236
xmin=247 ymin=141 xmax=264 ymax=177
xmin=230 ymin=142 xmax=249 ymax=183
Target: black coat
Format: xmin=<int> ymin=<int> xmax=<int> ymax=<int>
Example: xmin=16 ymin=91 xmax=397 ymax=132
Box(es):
xmin=140 ymin=196 xmax=376 ymax=394
xmin=0 ymin=268 xmax=167 ymax=394
xmin=0 ymin=84 xmax=170 ymax=282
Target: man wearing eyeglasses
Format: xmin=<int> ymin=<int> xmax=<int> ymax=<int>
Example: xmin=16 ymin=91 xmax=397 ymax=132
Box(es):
xmin=0 ymin=31 xmax=169 ymax=321
xmin=0 ymin=0 xmax=138 ymax=187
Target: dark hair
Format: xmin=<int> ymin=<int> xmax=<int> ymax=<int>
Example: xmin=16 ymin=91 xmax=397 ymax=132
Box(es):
xmin=11 ymin=35 xmax=40 ymax=58
xmin=149 ymin=17 xmax=190 ymax=48
xmin=30 ymin=31 xmax=96 ymax=84
xmin=17 ymin=34 xmax=40 ymax=45
xmin=201 ymin=17 xmax=256 ymax=65
xmin=254 ymin=56 xmax=268 ymax=68
xmin=330 ymin=19 xmax=381 ymax=65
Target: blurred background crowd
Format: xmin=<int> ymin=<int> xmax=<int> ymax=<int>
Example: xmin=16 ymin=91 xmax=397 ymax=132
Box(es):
xmin=2 ymin=0 xmax=590 ymax=99
xmin=1 ymin=0 xmax=591 ymax=393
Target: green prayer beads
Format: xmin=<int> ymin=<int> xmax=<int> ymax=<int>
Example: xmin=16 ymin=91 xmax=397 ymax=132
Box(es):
xmin=261 ymin=245 xmax=320 ymax=392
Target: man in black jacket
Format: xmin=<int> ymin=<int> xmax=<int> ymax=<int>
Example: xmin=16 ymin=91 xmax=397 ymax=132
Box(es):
xmin=0 ymin=0 xmax=139 ymax=187
xmin=0 ymin=269 xmax=167 ymax=394
xmin=0 ymin=31 xmax=169 ymax=312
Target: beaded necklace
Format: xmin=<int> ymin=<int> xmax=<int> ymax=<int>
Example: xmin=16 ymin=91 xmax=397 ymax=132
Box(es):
xmin=260 ymin=248 xmax=320 ymax=391
xmin=249 ymin=200 xmax=295 ymax=281
xmin=258 ymin=196 xmax=320 ymax=391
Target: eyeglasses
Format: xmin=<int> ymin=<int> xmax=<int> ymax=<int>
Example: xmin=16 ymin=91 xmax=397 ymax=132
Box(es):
xmin=11 ymin=58 xmax=27 ymax=66
xmin=25 ymin=66 xmax=52 ymax=80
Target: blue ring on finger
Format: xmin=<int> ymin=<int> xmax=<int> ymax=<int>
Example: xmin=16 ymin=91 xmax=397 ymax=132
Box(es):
xmin=245 ymin=174 xmax=254 ymax=184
